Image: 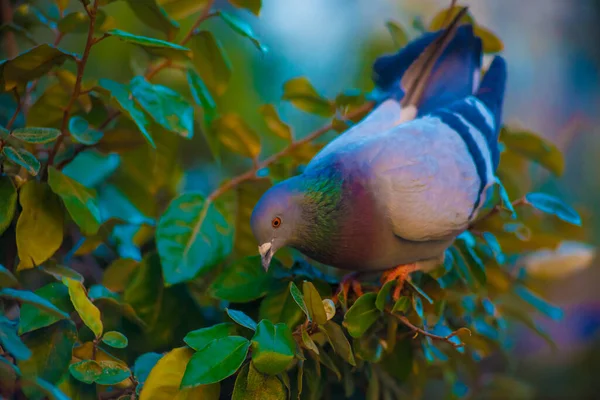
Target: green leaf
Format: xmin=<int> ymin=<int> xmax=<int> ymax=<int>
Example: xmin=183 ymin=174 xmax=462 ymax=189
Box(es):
xmin=318 ymin=350 xmax=341 ymax=380
xmin=102 ymin=331 xmax=128 ymax=349
xmin=0 ymin=288 xmax=70 ymax=321
xmin=259 ymin=104 xmax=292 ymax=141
xmin=525 ymin=192 xmax=581 ymax=226
xmin=0 ymin=265 xmax=18 ymax=288
xmin=68 ymin=116 xmax=103 ymax=145
xmin=289 ymin=282 xmax=310 ymax=321
xmin=158 ymin=0 xmax=212 ymax=20
xmin=218 ymin=11 xmax=266 ymax=53
xmin=501 ymin=129 xmax=564 ymax=175
xmin=343 ymin=292 xmax=380 ymax=338
xmin=226 ymin=308 xmax=257 ymax=331
xmin=2 ymin=146 xmax=40 ymax=175
xmin=251 ymin=320 xmax=295 ymax=375
xmin=301 ymin=326 xmax=318 ymax=355
xmin=15 ymin=181 xmax=64 ymax=270
xmin=0 ymin=44 xmax=75 ymax=91
xmin=103 ymin=258 xmax=139 ymax=292
xmin=282 ymin=77 xmax=334 ymax=117
xmin=48 ymin=167 xmax=101 ymax=236
xmin=62 ymin=277 xmax=103 ymax=338
xmin=11 ymin=127 xmax=61 ymax=143
xmin=392 ymin=296 xmax=411 ymax=314
xmin=376 ymin=280 xmax=394 ymax=312
xmin=211 ymin=256 xmax=278 ymax=302
xmin=99 ymin=78 xmax=155 ymax=147
xmin=228 ymin=0 xmax=262 ymax=16
xmin=211 ymin=113 xmax=261 ymax=159
xmin=321 ymin=321 xmax=356 ymax=366
xmin=385 ymin=21 xmax=408 ymax=47
xmin=0 ymin=316 xmax=31 ymax=360
xmin=457 ymin=242 xmax=487 ymax=286
xmin=69 ymin=360 xmax=102 ymax=384
xmin=0 ymin=176 xmax=17 ymax=236
xmin=302 ymin=281 xmax=327 ymax=325
xmin=19 ymin=283 xmax=73 ymax=335
xmin=259 ymin=286 xmax=304 ymax=328
xmin=41 ymin=262 xmax=84 ymax=283
xmin=129 ymin=76 xmax=194 ymax=138
xmin=57 ymin=11 xmax=89 ymax=34
xmin=107 ymin=29 xmax=191 ymax=59
xmin=18 ymin=320 xmax=76 ymax=392
xmin=186 ymin=69 xmax=217 ymax=121
xmin=140 ymin=347 xmax=220 ymax=400
xmin=232 ymin=362 xmax=286 ymax=400
xmin=95 ymin=361 xmax=131 ymax=385
xmin=21 ymin=377 xmax=70 ymax=400
xmin=157 ymin=193 xmax=234 ymax=285
xmin=190 ymin=31 xmax=232 ymax=96
xmin=428 ymin=6 xmax=473 ymax=31
xmin=123 ymin=0 xmax=179 ymax=38
xmin=181 ymin=336 xmax=250 ymax=387
xmin=184 ymin=323 xmax=237 ymax=351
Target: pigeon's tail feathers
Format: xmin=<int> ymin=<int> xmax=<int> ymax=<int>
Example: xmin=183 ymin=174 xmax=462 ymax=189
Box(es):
xmin=475 ymin=55 xmax=507 ymax=137
xmin=372 ymin=8 xmax=482 ymax=121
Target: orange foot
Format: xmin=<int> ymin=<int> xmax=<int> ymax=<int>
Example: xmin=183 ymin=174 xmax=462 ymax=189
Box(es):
xmin=333 ymin=272 xmax=364 ymax=303
xmin=381 ymin=263 xmax=418 ymax=301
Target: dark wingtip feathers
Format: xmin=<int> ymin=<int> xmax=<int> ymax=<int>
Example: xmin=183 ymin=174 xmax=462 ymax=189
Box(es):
xmin=475 ymin=56 xmax=507 ymax=132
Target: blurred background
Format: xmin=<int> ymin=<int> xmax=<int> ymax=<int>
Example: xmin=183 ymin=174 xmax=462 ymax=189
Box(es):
xmin=3 ymin=0 xmax=600 ymax=398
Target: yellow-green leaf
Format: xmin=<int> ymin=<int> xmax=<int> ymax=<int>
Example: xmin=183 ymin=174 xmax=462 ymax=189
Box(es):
xmin=228 ymin=0 xmax=261 ymax=16
xmin=0 ymin=176 xmax=17 ymax=236
xmin=11 ymin=127 xmax=61 ymax=144
xmin=428 ymin=6 xmax=473 ymax=31
xmin=62 ymin=277 xmax=103 ymax=338
xmin=321 ymin=321 xmax=356 ymax=366
xmin=232 ymin=362 xmax=286 ymax=400
xmin=500 ymin=128 xmax=564 ymax=176
xmin=190 ymin=31 xmax=232 ymax=96
xmin=282 ymin=77 xmax=334 ymax=117
xmin=385 ymin=21 xmax=408 ymax=48
xmin=124 ymin=0 xmax=179 ymax=38
xmin=302 ymin=281 xmax=327 ymax=325
xmin=251 ymin=320 xmax=295 ymax=375
xmin=211 ymin=113 xmax=261 ymax=159
xmin=343 ymin=292 xmax=380 ymax=338
xmin=474 ymin=25 xmax=504 ymax=53
xmin=259 ymin=104 xmax=292 ymax=141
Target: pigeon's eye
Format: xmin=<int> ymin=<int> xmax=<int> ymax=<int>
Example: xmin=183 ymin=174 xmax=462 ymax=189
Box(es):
xmin=271 ymin=217 xmax=282 ymax=228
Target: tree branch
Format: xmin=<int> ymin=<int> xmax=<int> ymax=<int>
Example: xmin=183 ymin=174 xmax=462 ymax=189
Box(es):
xmin=388 ymin=312 xmax=470 ymax=348
xmin=0 ymin=0 xmax=18 ymax=58
xmin=42 ymin=0 xmax=100 ymax=179
xmin=207 ymin=102 xmax=374 ymax=201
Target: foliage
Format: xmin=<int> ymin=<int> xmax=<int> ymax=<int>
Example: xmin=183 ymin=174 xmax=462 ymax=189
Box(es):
xmin=0 ymin=1 xmax=589 ymax=399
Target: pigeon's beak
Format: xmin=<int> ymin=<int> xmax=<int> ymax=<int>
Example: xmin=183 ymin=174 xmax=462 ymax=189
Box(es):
xmin=258 ymin=242 xmax=274 ymax=271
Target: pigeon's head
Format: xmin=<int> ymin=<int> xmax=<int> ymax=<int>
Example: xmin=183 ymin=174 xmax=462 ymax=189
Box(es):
xmin=250 ymin=176 xmax=305 ymax=271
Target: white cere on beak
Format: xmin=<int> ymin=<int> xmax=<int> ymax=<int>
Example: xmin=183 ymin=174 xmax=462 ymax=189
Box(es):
xmin=258 ymin=242 xmax=272 ymax=257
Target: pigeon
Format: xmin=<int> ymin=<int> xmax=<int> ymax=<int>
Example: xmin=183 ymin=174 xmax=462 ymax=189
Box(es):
xmin=251 ymin=9 xmax=507 ymax=299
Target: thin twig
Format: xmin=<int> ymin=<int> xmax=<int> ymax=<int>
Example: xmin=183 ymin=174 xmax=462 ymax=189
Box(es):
xmin=43 ymin=0 xmax=100 ymax=179
xmin=389 ymin=313 xmax=470 ymax=348
xmin=5 ymin=88 xmax=21 ymax=131
xmin=56 ymin=144 xmax=91 ymax=170
xmin=207 ymin=102 xmax=374 ymax=201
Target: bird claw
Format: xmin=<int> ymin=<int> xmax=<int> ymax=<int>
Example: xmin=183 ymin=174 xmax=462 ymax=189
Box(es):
xmin=333 ymin=272 xmax=364 ymax=304
xmin=381 ymin=263 xmax=418 ymax=301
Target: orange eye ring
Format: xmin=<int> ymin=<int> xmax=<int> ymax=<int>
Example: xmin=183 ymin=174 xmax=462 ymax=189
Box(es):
xmin=272 ymin=217 xmax=282 ymax=228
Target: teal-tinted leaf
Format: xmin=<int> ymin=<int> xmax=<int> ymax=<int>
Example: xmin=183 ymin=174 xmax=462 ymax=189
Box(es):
xmin=62 ymin=277 xmax=103 ymax=338
xmin=251 ymin=320 xmax=295 ymax=375
xmin=210 ymin=256 xmax=278 ymax=302
xmin=157 ymin=193 xmax=234 ymax=285
xmin=259 ymin=104 xmax=292 ymax=141
xmin=211 ymin=113 xmax=261 ymax=159
xmin=232 ymin=362 xmax=286 ymax=400
xmin=525 ymin=192 xmax=581 ymax=226
xmin=450 ymin=246 xmax=476 ymax=290
xmin=218 ymin=11 xmax=266 ymax=53
xmin=18 ymin=320 xmax=76 ymax=392
xmin=302 ymin=281 xmax=327 ymax=325
xmin=133 ymin=352 xmax=162 ymax=387
xmin=190 ymin=31 xmax=232 ymax=96
xmin=0 ymin=288 xmax=70 ymax=320
xmin=228 ymin=0 xmax=261 ymax=15
xmin=0 ymin=265 xmax=18 ymax=288
xmin=68 ymin=116 xmax=103 ymax=145
xmin=11 ymin=127 xmax=60 ymax=143
xmin=184 ymin=323 xmax=237 ymax=351
xmin=130 ymin=76 xmax=194 ymax=138
xmin=181 ymin=336 xmax=250 ymax=387
xmin=226 ymin=308 xmax=257 ymax=331
xmin=69 ymin=360 xmax=102 ymax=384
xmin=18 ymin=283 xmax=73 ymax=334
xmin=343 ymin=292 xmax=380 ymax=338
xmin=21 ymin=377 xmax=70 ymax=400
xmin=259 ymin=287 xmax=304 ymax=328
xmin=96 ymin=361 xmax=131 ymax=385
xmin=413 ymin=296 xmax=424 ymax=319
xmin=321 ymin=321 xmax=356 ymax=366
xmin=515 ymin=285 xmax=563 ymax=321
xmin=107 ymin=29 xmax=191 ymax=59
xmin=0 ymin=176 xmax=17 ymax=236
xmin=376 ymin=280 xmax=394 ymax=311
xmin=392 ymin=296 xmax=411 ymax=313
xmin=0 ymin=316 xmax=31 ymax=360
xmin=187 ymin=68 xmax=217 ymax=121
xmin=457 ymin=244 xmax=487 ymax=286
xmin=482 ymin=232 xmax=505 ymax=264
xmin=385 ymin=21 xmax=408 ymax=47
xmin=99 ymin=78 xmax=155 ymax=147
xmin=282 ymin=77 xmax=334 ymax=117
xmin=2 ymin=146 xmax=40 ymax=175
xmin=48 ymin=167 xmax=101 ymax=236
xmin=0 ymin=44 xmax=75 ymax=91
xmin=501 ymin=128 xmax=564 ymax=176
xmin=497 ymin=180 xmax=516 ymax=218
xmin=289 ymin=282 xmax=310 ymax=321
xmin=124 ymin=0 xmax=179 ymax=37
xmin=102 ymin=331 xmax=128 ymax=349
